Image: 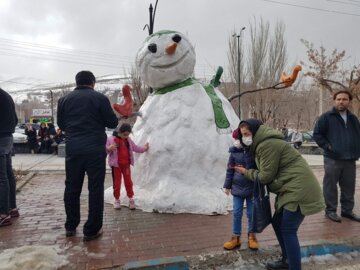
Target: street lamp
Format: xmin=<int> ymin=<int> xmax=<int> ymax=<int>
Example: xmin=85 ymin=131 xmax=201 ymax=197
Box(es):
xmin=50 ymin=90 xmax=54 ymax=124
xmin=233 ymin=26 xmax=246 ymax=119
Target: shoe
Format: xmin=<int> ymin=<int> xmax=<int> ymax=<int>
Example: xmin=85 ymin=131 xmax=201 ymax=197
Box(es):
xmin=0 ymin=215 xmax=12 ymax=227
xmin=223 ymin=235 xmax=241 ymax=250
xmin=266 ymin=258 xmax=289 ymax=270
xmin=65 ymin=230 xmax=76 ymax=237
xmin=83 ymin=228 xmax=103 ymax=242
xmin=325 ymin=212 xmax=341 ymax=223
xmin=9 ymin=208 xmax=20 ymax=218
xmin=248 ymin=233 xmax=259 ymax=250
xmin=113 ymin=199 xmax=121 ymax=209
xmin=129 ymin=198 xmax=136 ymax=210
xmin=341 ymin=212 xmax=360 ymax=222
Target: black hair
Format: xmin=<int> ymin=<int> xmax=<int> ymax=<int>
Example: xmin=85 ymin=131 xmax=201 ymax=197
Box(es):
xmin=75 ymin=71 xmax=96 ymax=86
xmin=333 ymin=90 xmax=353 ymax=101
xmin=119 ymin=123 xmax=132 ymax=133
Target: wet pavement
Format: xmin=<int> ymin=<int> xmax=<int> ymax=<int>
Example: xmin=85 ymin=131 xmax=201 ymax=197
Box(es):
xmin=1 ymin=154 xmax=360 ymax=269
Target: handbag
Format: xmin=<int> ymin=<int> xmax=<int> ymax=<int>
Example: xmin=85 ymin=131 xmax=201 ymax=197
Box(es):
xmin=251 ymin=176 xmax=272 ymax=233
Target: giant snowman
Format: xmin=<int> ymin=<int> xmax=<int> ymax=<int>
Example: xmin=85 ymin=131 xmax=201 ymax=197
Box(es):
xmin=105 ymin=30 xmax=239 ymax=214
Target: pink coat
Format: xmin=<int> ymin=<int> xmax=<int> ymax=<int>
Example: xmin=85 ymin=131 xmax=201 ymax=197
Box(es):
xmin=106 ymin=135 xmax=146 ymax=167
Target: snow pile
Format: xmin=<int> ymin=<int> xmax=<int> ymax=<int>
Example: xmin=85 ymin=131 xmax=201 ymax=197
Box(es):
xmin=104 ymin=30 xmax=240 ymax=214
xmin=0 ymin=245 xmax=68 ymax=270
xmin=105 ymin=83 xmax=239 ymax=214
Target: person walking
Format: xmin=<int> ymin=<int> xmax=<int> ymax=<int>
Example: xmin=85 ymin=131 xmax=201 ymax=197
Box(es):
xmin=234 ymin=119 xmax=324 ymax=270
xmin=314 ymin=90 xmax=360 ymax=223
xmin=223 ymin=127 xmax=259 ymax=251
xmin=0 ymin=88 xmax=19 ymax=227
xmin=57 ymin=71 xmax=118 ymax=241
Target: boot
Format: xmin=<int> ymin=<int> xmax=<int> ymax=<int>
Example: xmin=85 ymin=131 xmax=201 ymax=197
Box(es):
xmin=248 ymin=233 xmax=259 ymax=250
xmin=223 ymin=235 xmax=241 ymax=250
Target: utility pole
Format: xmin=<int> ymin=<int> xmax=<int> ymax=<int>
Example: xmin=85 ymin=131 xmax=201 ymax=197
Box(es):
xmin=50 ymin=90 xmax=54 ymax=124
xmin=233 ymin=27 xmax=246 ymax=119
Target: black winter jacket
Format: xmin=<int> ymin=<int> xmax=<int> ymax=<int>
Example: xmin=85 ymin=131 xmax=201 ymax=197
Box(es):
xmin=0 ymin=88 xmax=18 ymax=138
xmin=313 ymin=107 xmax=360 ymax=160
xmin=57 ymin=86 xmax=118 ymax=155
xmin=223 ymin=146 xmax=257 ymax=198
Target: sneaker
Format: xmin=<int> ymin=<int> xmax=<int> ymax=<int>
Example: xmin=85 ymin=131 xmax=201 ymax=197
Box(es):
xmin=129 ymin=198 xmax=136 ymax=210
xmin=9 ymin=208 xmax=20 ymax=218
xmin=113 ymin=199 xmax=121 ymax=209
xmin=0 ymin=215 xmax=12 ymax=227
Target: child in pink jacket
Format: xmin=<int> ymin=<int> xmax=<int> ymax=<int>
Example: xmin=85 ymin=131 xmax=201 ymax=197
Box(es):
xmin=106 ymin=123 xmax=149 ymax=209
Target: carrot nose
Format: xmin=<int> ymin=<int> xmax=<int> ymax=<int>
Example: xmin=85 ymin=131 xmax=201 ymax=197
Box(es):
xmin=165 ymin=42 xmax=177 ymax=55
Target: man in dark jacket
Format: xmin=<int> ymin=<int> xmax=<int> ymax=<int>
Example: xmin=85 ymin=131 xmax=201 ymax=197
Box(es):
xmin=57 ymin=71 xmax=118 ymax=241
xmin=314 ymin=90 xmax=360 ymax=223
xmin=0 ymin=88 xmax=19 ymax=227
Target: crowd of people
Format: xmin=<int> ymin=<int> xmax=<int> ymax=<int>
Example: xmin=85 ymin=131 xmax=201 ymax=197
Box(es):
xmin=24 ymin=122 xmax=65 ymax=154
xmin=1 ymin=71 xmax=359 ymax=270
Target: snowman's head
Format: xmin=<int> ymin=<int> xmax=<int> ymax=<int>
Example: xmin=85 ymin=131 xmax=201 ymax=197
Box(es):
xmin=136 ymin=30 xmax=196 ymax=90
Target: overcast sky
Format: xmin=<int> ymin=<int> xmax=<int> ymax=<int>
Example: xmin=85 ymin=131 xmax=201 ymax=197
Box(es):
xmin=0 ymin=0 xmax=359 ymax=92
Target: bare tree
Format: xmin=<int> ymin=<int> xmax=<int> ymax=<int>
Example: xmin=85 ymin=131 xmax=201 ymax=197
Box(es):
xmin=301 ymin=39 xmax=360 ymax=117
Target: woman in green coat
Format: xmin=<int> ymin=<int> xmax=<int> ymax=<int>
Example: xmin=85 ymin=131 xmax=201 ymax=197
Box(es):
xmin=234 ymin=119 xmax=324 ymax=270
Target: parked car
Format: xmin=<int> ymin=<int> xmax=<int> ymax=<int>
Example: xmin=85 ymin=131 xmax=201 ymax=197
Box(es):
xmin=286 ymin=131 xmax=316 ymax=144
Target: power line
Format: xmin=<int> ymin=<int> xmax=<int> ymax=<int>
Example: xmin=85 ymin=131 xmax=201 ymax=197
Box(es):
xmin=0 ymin=37 xmax=134 ymax=60
xmin=263 ymin=0 xmax=360 ymax=17
xmin=327 ymin=0 xmax=360 ymax=7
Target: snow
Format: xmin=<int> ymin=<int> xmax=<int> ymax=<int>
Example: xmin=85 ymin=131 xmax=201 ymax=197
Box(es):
xmin=105 ymin=82 xmax=239 ymax=214
xmin=0 ymin=245 xmax=68 ymax=270
xmin=104 ymin=30 xmax=240 ymax=214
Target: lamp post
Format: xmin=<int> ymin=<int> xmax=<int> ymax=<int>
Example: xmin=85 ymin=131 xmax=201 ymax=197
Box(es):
xmin=233 ymin=26 xmax=246 ymax=119
xmin=50 ymin=90 xmax=54 ymax=124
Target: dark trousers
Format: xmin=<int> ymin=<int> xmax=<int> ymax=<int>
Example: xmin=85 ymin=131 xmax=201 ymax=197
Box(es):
xmin=323 ymin=157 xmax=356 ymax=214
xmin=272 ymin=208 xmax=305 ymax=270
xmin=64 ymin=153 xmax=106 ymax=236
xmin=0 ymin=137 xmax=17 ymax=215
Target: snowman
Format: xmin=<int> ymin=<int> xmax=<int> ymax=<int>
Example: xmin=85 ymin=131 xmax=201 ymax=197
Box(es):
xmin=105 ymin=30 xmax=240 ymax=214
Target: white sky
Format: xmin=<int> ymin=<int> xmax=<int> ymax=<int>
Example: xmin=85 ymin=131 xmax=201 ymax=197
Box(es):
xmin=0 ymin=0 xmax=359 ymax=91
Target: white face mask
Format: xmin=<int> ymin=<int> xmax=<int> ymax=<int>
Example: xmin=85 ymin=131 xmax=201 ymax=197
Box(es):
xmin=242 ymin=136 xmax=253 ymax=146
xmin=233 ymin=140 xmax=242 ymax=149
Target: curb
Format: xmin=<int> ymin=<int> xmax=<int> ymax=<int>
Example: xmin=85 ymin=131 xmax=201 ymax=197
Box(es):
xmin=122 ymin=256 xmax=188 ymax=270
xmin=16 ymin=172 xmax=36 ymax=192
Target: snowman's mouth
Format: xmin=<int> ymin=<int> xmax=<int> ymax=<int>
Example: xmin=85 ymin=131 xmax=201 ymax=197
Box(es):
xmin=151 ymin=50 xmax=189 ymax=69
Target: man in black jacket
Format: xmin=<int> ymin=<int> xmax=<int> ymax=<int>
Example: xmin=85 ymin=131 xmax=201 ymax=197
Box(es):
xmin=314 ymin=90 xmax=360 ymax=223
xmin=0 ymin=88 xmax=19 ymax=227
xmin=57 ymin=71 xmax=118 ymax=241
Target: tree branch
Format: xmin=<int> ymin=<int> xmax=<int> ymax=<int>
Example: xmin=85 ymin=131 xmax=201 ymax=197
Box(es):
xmin=227 ymin=81 xmax=289 ymax=101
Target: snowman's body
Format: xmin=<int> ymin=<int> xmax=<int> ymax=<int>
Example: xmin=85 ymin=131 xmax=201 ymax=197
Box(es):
xmin=104 ymin=30 xmax=240 ymax=214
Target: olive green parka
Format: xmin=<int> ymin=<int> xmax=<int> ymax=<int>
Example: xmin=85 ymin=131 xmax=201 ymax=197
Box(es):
xmin=244 ymin=125 xmax=325 ymax=216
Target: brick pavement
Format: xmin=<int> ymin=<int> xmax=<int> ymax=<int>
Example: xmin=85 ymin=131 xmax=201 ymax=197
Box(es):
xmin=0 ymin=169 xmax=359 ymax=270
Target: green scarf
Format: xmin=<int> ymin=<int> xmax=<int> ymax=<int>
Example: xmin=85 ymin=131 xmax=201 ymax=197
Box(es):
xmin=154 ymin=75 xmax=231 ymax=133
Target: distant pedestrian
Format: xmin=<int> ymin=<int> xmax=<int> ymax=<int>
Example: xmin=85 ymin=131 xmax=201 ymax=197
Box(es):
xmin=291 ymin=128 xmax=303 ymax=149
xmin=223 ymin=125 xmax=259 ymax=251
xmin=57 ymin=70 xmax=118 ymax=241
xmin=106 ymin=123 xmax=149 ymax=210
xmin=0 ymin=88 xmax=19 ymax=227
xmin=235 ymin=118 xmax=324 ymax=270
xmin=314 ymin=90 xmax=360 ymax=223
xmin=37 ymin=122 xmax=48 ymax=153
xmin=281 ymin=124 xmax=288 ymax=138
xmin=25 ymin=124 xmax=38 ymax=154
